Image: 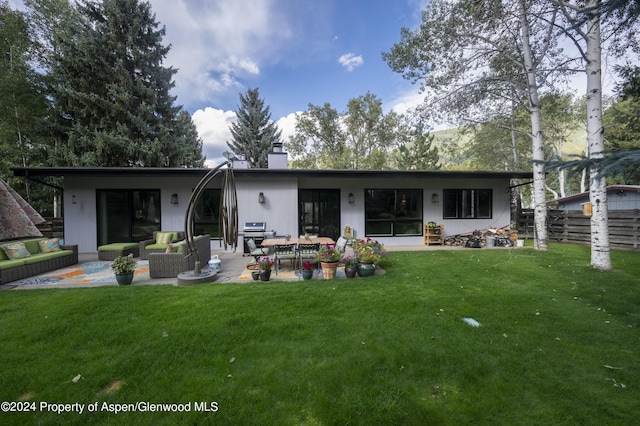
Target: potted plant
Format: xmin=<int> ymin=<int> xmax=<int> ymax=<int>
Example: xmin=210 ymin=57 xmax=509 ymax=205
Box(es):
xmin=354 ymin=238 xmax=386 ymax=277
xmin=301 ymin=260 xmax=314 ymax=280
xmin=257 ymin=257 xmax=273 ymax=281
xmin=342 ymin=255 xmax=358 ymax=278
xmin=111 ymin=254 xmax=137 ymax=285
xmin=315 ymin=244 xmax=342 ymax=279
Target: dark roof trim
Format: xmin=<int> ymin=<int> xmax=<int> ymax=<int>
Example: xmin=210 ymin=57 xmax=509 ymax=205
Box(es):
xmin=12 ymin=166 xmax=533 ymax=180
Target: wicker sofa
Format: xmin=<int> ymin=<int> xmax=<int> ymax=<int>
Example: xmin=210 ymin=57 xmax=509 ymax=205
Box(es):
xmin=139 ymin=231 xmax=185 ymax=260
xmin=0 ymin=238 xmax=78 ymax=284
xmin=148 ymin=234 xmax=211 ymax=278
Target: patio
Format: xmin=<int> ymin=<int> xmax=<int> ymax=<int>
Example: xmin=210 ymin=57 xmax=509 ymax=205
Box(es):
xmin=0 ymin=243 xmax=503 ymax=290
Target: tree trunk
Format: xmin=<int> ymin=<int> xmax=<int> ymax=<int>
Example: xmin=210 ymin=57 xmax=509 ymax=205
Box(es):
xmin=519 ymin=0 xmax=547 ymax=250
xmin=585 ymin=0 xmax=612 ymax=270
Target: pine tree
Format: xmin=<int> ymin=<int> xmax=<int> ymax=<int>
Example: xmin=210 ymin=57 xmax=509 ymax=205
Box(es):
xmin=227 ymin=88 xmax=282 ymax=168
xmin=49 ymin=0 xmax=203 ymax=167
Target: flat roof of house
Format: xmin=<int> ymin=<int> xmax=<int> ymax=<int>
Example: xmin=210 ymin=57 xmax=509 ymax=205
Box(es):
xmin=12 ymin=166 xmax=533 ymax=180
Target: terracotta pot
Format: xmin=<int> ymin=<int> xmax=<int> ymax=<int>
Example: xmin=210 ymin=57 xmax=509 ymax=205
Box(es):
xmin=320 ymin=262 xmax=338 ymax=279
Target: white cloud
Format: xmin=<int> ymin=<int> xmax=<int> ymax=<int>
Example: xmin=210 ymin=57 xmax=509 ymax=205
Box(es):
xmin=338 ymin=53 xmax=364 ymax=71
xmin=191 ymin=107 xmax=237 ymax=167
xmin=150 ymin=0 xmax=293 ymax=108
xmin=276 ymin=112 xmax=301 ymax=143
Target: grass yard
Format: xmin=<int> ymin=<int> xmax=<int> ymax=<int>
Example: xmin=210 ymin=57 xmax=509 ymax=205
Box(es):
xmin=0 ymin=243 xmax=639 ymax=425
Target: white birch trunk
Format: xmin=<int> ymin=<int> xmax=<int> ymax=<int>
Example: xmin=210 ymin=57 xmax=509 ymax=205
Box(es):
xmin=519 ymin=0 xmax=547 ymax=250
xmin=585 ymin=0 xmax=612 ymax=270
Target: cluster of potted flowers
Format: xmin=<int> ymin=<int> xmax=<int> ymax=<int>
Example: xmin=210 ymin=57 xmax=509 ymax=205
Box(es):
xmin=353 ymin=238 xmax=387 ymax=277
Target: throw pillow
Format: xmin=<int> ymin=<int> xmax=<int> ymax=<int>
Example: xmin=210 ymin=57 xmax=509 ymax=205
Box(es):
xmin=1 ymin=242 xmax=32 ymax=259
xmin=39 ymin=238 xmax=61 ymax=253
xmin=155 ymin=232 xmax=173 ymax=245
xmin=165 ymin=243 xmax=177 ymax=253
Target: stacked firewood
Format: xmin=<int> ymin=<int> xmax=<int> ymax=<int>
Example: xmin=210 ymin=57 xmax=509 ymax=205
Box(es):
xmin=444 ymin=228 xmax=517 ymax=247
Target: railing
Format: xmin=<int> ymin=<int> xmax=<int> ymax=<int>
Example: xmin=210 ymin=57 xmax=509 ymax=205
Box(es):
xmin=517 ymin=209 xmax=640 ymax=250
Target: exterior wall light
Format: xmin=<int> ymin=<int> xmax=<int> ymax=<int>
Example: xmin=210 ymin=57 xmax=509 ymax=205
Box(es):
xmin=432 ymin=193 xmax=439 ymax=204
xmin=258 ymin=192 xmax=265 ymax=204
xmin=348 ymin=193 xmax=355 ymax=204
xmin=170 ymin=193 xmax=179 ymax=205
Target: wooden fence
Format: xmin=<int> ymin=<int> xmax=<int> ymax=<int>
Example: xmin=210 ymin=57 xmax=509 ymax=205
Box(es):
xmin=517 ymin=209 xmax=640 ymax=250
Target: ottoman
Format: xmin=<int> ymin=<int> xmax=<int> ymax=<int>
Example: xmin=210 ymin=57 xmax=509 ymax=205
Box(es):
xmin=98 ymin=243 xmax=140 ymax=261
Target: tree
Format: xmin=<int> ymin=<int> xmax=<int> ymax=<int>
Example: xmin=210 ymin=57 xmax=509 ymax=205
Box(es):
xmin=0 ymin=1 xmax=51 ymax=212
xmin=343 ymin=92 xmax=398 ymax=169
xmin=47 ymin=0 xmax=203 ymax=167
xmin=392 ymin=117 xmax=440 ymax=170
xmin=287 ymin=103 xmax=347 ymax=169
xmin=383 ymin=0 xmax=574 ymax=250
xmin=227 ymin=88 xmax=282 ymax=168
xmin=286 ymin=93 xmax=406 ymax=170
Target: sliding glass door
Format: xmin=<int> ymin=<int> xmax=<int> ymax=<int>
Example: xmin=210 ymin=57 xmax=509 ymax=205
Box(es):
xmin=96 ymin=189 xmax=161 ymax=246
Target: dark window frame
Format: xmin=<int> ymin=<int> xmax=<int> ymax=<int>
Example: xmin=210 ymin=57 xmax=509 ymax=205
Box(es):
xmin=443 ymin=189 xmax=493 ymax=219
xmin=364 ymin=189 xmax=423 ymax=237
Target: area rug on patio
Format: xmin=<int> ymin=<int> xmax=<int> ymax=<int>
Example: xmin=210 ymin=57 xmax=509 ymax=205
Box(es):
xmin=13 ymin=261 xmax=150 ymax=286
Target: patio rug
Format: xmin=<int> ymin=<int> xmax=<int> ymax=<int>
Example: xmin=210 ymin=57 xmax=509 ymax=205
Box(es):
xmin=12 ymin=261 xmax=150 ymax=286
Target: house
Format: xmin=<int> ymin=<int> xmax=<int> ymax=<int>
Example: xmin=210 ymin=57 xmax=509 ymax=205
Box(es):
xmin=12 ymin=151 xmax=531 ymax=254
xmin=550 ymin=185 xmax=640 ymax=211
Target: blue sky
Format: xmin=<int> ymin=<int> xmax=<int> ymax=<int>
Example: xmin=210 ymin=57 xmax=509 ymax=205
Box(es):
xmin=144 ymin=0 xmax=429 ymax=165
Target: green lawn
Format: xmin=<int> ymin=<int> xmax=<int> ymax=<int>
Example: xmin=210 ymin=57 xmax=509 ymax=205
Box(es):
xmin=1 ymin=243 xmax=639 ymax=425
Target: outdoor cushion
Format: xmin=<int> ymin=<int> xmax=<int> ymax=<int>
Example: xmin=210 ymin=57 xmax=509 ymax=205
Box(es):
xmin=165 ymin=241 xmax=185 ymax=253
xmin=39 ymin=238 xmax=61 ymax=253
xmin=155 ymin=232 xmax=175 ymax=245
xmin=23 ymin=238 xmax=46 ymax=254
xmin=0 ymin=248 xmax=8 ymax=261
xmin=1 ymin=242 xmax=31 ymax=260
xmin=146 ymin=243 xmax=171 ymax=250
xmin=0 ymin=258 xmax=27 ymax=270
xmin=98 ymin=242 xmax=138 ymax=251
xmin=23 ymin=250 xmax=72 ymax=265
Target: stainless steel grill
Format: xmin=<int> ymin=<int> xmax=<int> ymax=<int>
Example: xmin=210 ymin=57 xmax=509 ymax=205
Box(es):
xmin=242 ymin=222 xmax=274 ymax=254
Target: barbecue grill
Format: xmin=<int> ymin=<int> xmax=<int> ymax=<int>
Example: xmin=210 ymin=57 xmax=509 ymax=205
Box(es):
xmin=242 ymin=222 xmax=274 ymax=254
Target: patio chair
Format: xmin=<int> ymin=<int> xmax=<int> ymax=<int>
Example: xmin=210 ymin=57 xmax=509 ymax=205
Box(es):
xmin=139 ymin=231 xmax=184 ymax=259
xmin=297 ymin=243 xmax=320 ymax=273
xmin=246 ymin=238 xmax=269 ymax=264
xmin=273 ymin=243 xmax=296 ymax=275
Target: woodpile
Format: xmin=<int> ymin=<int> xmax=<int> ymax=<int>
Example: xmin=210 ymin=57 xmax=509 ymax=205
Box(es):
xmin=444 ymin=228 xmax=517 ymax=247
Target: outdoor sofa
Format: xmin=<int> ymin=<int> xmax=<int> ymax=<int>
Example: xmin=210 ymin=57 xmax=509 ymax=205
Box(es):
xmin=148 ymin=234 xmax=211 ymax=278
xmin=0 ymin=238 xmax=78 ymax=284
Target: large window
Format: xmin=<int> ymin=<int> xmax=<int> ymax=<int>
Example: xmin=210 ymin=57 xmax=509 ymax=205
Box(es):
xmin=365 ymin=189 xmax=422 ymax=236
xmin=194 ymin=189 xmax=221 ymax=238
xmin=443 ymin=189 xmax=492 ymax=219
xmin=96 ymin=189 xmax=161 ymax=246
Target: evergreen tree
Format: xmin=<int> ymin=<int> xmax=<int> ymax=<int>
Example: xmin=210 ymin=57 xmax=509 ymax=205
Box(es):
xmin=49 ymin=0 xmax=203 ymax=167
xmin=227 ymin=88 xmax=282 ymax=168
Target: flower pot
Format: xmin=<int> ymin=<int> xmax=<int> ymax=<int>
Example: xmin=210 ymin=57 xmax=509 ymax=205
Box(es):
xmin=302 ymin=269 xmax=313 ymax=280
xmin=344 ymin=266 xmax=358 ymax=278
xmin=115 ymin=272 xmax=134 ymax=285
xmin=251 ymin=271 xmax=260 ymax=281
xmin=320 ymin=262 xmax=338 ymax=279
xmin=259 ymin=269 xmax=271 ymax=281
xmin=357 ymin=263 xmax=376 ymax=277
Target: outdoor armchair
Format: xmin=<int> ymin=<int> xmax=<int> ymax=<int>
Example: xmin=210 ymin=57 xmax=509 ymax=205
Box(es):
xmin=139 ymin=231 xmax=185 ymax=259
xmin=148 ymin=234 xmax=211 ymax=278
xmin=246 ymin=238 xmax=269 ymax=263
